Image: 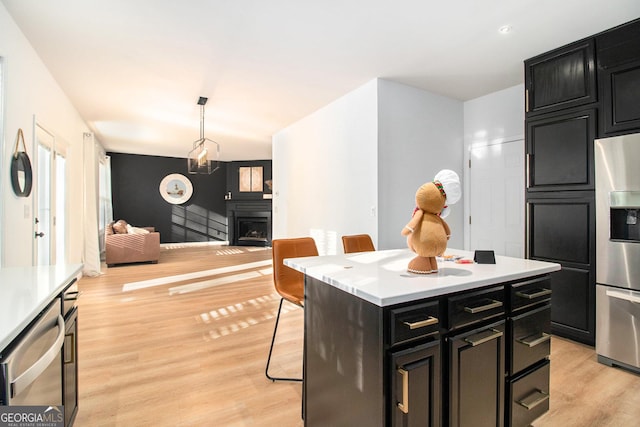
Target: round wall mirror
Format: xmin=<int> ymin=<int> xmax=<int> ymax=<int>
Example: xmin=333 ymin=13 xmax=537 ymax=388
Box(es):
xmin=11 ymin=152 xmax=33 ymax=197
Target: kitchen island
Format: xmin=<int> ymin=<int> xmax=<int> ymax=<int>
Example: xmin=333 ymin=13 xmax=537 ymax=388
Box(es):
xmin=286 ymin=249 xmax=560 ymax=426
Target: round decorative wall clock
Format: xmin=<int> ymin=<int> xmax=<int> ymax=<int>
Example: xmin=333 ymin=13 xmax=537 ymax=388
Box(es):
xmin=159 ymin=173 xmax=193 ymax=204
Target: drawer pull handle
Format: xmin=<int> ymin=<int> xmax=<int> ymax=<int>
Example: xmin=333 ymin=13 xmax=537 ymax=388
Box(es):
xmin=464 ymin=299 xmax=503 ymax=314
xmin=517 ymin=332 xmax=551 ymax=348
xmin=397 ymin=368 xmax=409 ymax=414
xmin=516 ymin=288 xmax=552 ymax=300
xmin=464 ymin=328 xmax=503 ymax=347
xmin=517 ymin=389 xmax=549 ymax=410
xmin=403 ymin=316 xmax=439 ymax=330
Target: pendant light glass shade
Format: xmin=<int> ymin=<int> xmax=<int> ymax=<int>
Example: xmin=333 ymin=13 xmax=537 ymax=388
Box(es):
xmin=188 ymin=97 xmax=220 ymax=174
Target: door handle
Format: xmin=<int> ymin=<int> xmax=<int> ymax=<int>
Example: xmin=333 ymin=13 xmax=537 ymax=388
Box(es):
xmin=397 ymin=368 xmax=409 ymax=414
xmin=464 ymin=299 xmax=503 ymax=314
xmin=11 ymin=314 xmax=65 ymax=397
xmin=403 ymin=316 xmax=438 ymax=330
xmin=35 ymin=231 xmax=45 ymax=238
xmin=64 ymin=332 xmax=76 ymax=365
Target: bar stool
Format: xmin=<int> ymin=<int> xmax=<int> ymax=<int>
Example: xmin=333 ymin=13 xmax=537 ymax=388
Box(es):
xmin=265 ymin=237 xmax=318 ymax=382
xmin=342 ymin=234 xmax=375 ymax=254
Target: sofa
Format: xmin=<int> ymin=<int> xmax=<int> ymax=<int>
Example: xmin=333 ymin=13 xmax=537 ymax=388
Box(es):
xmin=105 ymin=220 xmax=160 ymax=267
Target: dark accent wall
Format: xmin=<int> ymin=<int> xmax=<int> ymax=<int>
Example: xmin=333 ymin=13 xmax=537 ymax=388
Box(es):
xmin=109 ymin=152 xmax=228 ymax=243
xmin=225 ymin=160 xmax=273 ymax=201
xmin=109 ymin=153 xmax=273 ymax=244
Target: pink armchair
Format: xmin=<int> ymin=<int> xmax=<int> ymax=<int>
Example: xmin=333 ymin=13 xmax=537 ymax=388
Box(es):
xmin=105 ymin=220 xmax=160 ymax=267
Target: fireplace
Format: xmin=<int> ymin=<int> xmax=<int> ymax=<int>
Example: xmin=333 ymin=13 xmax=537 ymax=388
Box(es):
xmin=227 ymin=200 xmax=272 ymax=247
xmin=235 ymin=214 xmax=270 ymax=245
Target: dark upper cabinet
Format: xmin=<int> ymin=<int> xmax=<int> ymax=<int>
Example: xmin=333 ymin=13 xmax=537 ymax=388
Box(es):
xmin=597 ymin=19 xmax=640 ymax=135
xmin=526 ymin=108 xmax=596 ymax=191
xmin=525 ymin=39 xmax=597 ymax=116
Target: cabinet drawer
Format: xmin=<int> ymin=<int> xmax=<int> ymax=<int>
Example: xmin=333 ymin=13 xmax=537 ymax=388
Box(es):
xmin=448 ymin=286 xmax=504 ymax=330
xmin=511 ymin=277 xmax=552 ymax=312
xmin=509 ymin=304 xmax=551 ymax=375
xmin=508 ymin=360 xmax=550 ymax=427
xmin=390 ymin=301 xmax=440 ymax=346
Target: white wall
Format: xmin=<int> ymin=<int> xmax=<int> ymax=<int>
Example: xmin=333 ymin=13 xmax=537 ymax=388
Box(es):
xmin=0 ymin=4 xmax=92 ymax=267
xmin=272 ymin=80 xmax=378 ymax=255
xmin=377 ymin=79 xmax=464 ymax=250
xmin=462 ymin=84 xmax=525 ymax=249
xmin=273 ymin=78 xmax=465 ymax=254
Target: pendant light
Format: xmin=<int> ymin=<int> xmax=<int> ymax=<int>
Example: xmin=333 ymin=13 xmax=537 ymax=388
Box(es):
xmin=188 ymin=96 xmax=220 ymax=174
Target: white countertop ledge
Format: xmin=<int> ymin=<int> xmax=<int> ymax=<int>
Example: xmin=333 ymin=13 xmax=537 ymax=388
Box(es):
xmin=0 ymin=263 xmax=83 ymax=350
xmin=285 ymin=249 xmax=561 ymax=307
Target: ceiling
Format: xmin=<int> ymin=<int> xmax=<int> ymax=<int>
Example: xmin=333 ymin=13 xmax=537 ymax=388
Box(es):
xmin=2 ymin=1 xmax=639 ymax=161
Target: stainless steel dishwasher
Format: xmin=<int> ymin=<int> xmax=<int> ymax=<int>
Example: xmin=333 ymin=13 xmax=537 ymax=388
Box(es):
xmin=0 ymin=298 xmax=65 ymax=406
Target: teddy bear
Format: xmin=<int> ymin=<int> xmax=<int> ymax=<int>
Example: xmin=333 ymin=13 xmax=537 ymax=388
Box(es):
xmin=401 ymin=169 xmax=461 ymax=274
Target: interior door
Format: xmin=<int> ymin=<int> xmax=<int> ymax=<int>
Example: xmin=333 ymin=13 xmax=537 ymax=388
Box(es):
xmin=35 ymin=125 xmax=53 ymax=265
xmin=34 ymin=123 xmax=66 ymax=265
xmin=469 ymin=140 xmax=525 ymax=257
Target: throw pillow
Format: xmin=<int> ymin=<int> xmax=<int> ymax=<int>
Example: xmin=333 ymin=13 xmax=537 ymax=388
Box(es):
xmin=113 ymin=219 xmax=128 ymax=234
xmin=127 ymin=224 xmax=150 ymax=235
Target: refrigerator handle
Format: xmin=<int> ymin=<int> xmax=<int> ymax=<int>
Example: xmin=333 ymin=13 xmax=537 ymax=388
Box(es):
xmin=605 ymin=289 xmax=640 ymax=304
xmin=10 ymin=314 xmax=65 ymax=397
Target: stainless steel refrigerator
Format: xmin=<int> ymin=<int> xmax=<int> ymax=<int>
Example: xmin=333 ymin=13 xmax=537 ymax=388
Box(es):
xmin=595 ymin=132 xmax=640 ymax=373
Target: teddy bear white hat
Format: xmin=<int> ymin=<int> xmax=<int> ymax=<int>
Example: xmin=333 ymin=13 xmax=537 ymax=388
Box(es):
xmin=434 ymin=169 xmax=461 ymax=218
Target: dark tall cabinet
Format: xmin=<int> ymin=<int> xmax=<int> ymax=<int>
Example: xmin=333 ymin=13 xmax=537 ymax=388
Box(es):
xmin=524 ymin=18 xmax=640 ymax=346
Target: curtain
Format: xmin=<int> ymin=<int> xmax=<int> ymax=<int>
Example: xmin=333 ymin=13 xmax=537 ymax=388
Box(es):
xmin=98 ymin=155 xmax=113 ymax=257
xmin=82 ymin=132 xmax=103 ymax=276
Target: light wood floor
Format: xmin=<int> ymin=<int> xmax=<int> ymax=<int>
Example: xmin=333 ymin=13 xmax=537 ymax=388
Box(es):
xmin=75 ymin=246 xmax=640 ymax=426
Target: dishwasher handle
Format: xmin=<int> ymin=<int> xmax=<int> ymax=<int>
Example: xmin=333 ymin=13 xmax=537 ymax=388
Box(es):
xmin=11 ymin=314 xmax=65 ymax=398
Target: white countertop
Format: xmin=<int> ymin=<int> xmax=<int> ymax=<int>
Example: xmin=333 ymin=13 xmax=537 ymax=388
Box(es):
xmin=285 ymin=249 xmax=561 ymax=306
xmin=0 ymin=263 xmax=83 ymax=351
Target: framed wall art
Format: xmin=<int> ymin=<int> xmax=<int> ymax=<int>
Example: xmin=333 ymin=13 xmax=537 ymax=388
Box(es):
xmin=239 ymin=166 xmax=263 ymax=192
xmin=159 ymin=173 xmax=193 ymax=204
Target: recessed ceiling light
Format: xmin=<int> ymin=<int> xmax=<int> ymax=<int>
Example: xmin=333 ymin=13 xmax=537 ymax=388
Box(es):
xmin=499 ymin=25 xmax=512 ymax=34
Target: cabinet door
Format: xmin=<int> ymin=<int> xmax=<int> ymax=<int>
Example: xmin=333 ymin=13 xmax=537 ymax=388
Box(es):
xmin=526 ymin=193 xmax=594 ymax=264
xmin=449 ymin=321 xmax=505 ymax=427
xmin=526 ymin=193 xmax=595 ymax=345
xmin=525 ymin=39 xmax=596 ymax=116
xmin=63 ymin=308 xmax=78 ymax=427
xmin=597 ymin=19 xmax=640 ymax=135
xmin=549 ymin=266 xmax=594 ymax=345
xmin=599 ymin=61 xmax=640 ymax=135
xmin=391 ymin=340 xmax=441 ymax=427
xmin=526 ymin=109 xmax=596 ymax=191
